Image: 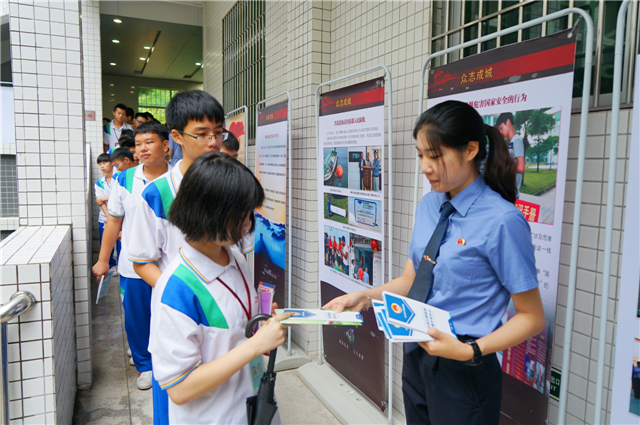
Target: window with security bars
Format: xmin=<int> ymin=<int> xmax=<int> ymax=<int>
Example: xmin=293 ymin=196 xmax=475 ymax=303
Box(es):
xmin=1 ymin=154 xmax=18 ymax=218
xmin=431 ymin=0 xmax=638 ymax=106
xmin=222 ymin=0 xmax=265 ymax=143
xmin=138 ymin=88 xmax=182 ymax=124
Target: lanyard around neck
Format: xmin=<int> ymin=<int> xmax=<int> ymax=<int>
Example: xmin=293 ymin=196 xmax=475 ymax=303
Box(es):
xmin=216 ymin=258 xmax=252 ymax=321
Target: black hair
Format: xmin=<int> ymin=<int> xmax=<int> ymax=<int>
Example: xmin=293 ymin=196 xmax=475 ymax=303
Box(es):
xmin=166 ymin=90 xmax=224 ymax=132
xmin=97 ymin=153 xmax=112 ymax=164
xmin=169 ymin=152 xmax=264 ymax=244
xmin=110 ymin=147 xmax=134 ymax=163
xmin=495 ymin=112 xmax=515 ymax=127
xmin=118 ymin=135 xmax=135 ymax=149
xmin=114 ymin=103 xmax=127 ymax=112
xmin=120 ymin=129 xmax=134 ymax=139
xmin=413 ymin=100 xmax=516 ymax=203
xmin=134 ymin=112 xmax=146 ymax=120
xmin=126 ymin=107 xmax=134 ymax=119
xmin=143 ymin=112 xmax=154 ymax=120
xmin=103 ymin=117 xmax=110 ymax=123
xmin=134 ymin=121 xmax=169 ymax=142
xmin=222 ymin=129 xmax=240 ymax=152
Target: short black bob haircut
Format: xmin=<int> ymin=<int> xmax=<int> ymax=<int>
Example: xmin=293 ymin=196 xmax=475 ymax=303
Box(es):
xmin=114 ymin=103 xmax=127 ymax=112
xmin=134 ymin=121 xmax=169 ymax=142
xmin=169 ymin=152 xmax=264 ymax=244
xmin=166 ymin=90 xmax=224 ymax=132
xmin=97 ymin=153 xmax=112 ymax=164
xmin=222 ymin=129 xmax=240 ymax=152
xmin=110 ymin=147 xmax=134 ymax=163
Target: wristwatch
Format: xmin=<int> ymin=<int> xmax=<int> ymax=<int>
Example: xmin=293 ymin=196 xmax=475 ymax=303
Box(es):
xmin=465 ymin=340 xmax=483 ymax=366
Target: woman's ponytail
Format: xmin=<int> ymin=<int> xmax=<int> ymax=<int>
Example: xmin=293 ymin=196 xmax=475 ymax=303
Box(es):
xmin=483 ymin=124 xmax=516 ymax=203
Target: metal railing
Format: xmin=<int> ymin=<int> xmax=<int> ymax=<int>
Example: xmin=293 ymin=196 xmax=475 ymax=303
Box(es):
xmin=1 ymin=291 xmax=37 ymax=425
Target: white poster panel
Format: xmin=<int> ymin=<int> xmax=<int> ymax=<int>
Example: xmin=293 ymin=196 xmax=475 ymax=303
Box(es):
xmin=254 ymin=102 xmax=288 ymax=309
xmin=318 ymin=78 xmax=385 ymax=295
xmin=424 ymin=30 xmax=577 ymax=422
xmin=611 ymin=34 xmax=640 ymax=424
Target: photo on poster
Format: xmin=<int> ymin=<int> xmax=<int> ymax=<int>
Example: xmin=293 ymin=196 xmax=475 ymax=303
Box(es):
xmin=323 ymin=225 xmax=350 ymax=277
xmin=324 ymin=193 xmax=348 ymax=225
xmin=631 ymin=338 xmax=640 ymax=417
xmin=324 ymin=147 xmax=348 ymax=188
xmin=637 ymin=276 xmax=640 ymax=318
xmin=483 ymin=107 xmax=561 ymax=225
xmin=350 ymin=232 xmax=382 ymax=287
xmin=348 ymin=196 xmax=382 ymax=232
xmin=347 ymin=146 xmax=382 ymax=192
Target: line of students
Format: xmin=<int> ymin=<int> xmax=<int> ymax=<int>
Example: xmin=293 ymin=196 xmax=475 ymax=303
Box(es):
xmin=92 ymin=90 xmax=285 ymax=424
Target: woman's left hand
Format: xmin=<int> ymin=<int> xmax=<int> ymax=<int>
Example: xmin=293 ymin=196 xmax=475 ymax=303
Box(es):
xmin=418 ymin=328 xmax=474 ymax=362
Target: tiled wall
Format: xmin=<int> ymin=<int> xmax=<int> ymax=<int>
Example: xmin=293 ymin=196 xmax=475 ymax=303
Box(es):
xmin=206 ymin=1 xmax=628 ymax=423
xmin=8 ymin=0 xmax=93 ymax=387
xmin=1 ymin=225 xmax=75 ymax=425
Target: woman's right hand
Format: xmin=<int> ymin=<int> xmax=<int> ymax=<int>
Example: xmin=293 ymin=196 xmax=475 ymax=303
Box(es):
xmin=249 ymin=312 xmax=291 ymax=355
xmin=322 ymin=290 xmax=369 ymax=313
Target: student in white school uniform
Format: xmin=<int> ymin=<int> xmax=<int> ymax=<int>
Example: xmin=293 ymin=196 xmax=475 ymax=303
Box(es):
xmin=128 ymin=90 xmax=225 ymax=424
xmin=103 ymin=103 xmax=132 ymax=153
xmin=92 ymin=121 xmax=170 ymax=391
xmin=149 ymin=152 xmax=290 ymax=425
xmin=94 ymin=153 xmax=118 ymax=270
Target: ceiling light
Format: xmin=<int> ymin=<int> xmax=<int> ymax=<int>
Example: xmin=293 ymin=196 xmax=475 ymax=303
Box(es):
xmin=110 ymin=62 xmax=116 ymax=66
xmin=110 ymin=93 xmax=114 ymax=96
xmin=112 ymin=39 xmax=119 ymax=43
xmin=195 ymin=62 xmax=201 ymax=66
xmin=131 ymin=86 xmax=135 ymax=89
xmin=113 ymin=18 xmax=122 ymax=23
xmin=109 ymin=84 xmax=114 ymax=86
xmin=143 ymin=46 xmax=150 ymax=50
xmin=139 ymin=57 xmax=145 ymax=60
xmin=130 ymin=91 xmax=134 ymax=94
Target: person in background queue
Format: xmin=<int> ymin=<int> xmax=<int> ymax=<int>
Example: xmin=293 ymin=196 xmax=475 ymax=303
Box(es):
xmin=324 ymin=100 xmax=544 ymax=424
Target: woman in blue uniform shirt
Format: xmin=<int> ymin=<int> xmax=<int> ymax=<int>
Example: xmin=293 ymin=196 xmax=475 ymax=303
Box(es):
xmin=324 ymin=100 xmax=545 ymax=424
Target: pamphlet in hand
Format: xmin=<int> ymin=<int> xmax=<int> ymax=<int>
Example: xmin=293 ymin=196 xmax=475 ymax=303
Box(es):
xmin=372 ymin=300 xmax=432 ymax=342
xmin=275 ymin=308 xmax=363 ymax=326
xmin=382 ymin=291 xmax=457 ymax=341
xmin=96 ymin=267 xmax=116 ymax=304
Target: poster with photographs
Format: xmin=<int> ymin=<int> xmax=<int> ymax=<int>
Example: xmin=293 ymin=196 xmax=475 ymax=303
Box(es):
xmin=317 ymin=77 xmax=387 ymax=410
xmin=254 ymin=101 xmax=288 ymax=309
xmin=611 ymin=29 xmax=640 ymax=425
xmin=426 ymin=29 xmax=577 ymax=423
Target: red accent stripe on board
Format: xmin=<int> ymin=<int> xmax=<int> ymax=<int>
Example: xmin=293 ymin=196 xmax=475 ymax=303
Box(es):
xmin=320 ymin=86 xmax=385 ymax=115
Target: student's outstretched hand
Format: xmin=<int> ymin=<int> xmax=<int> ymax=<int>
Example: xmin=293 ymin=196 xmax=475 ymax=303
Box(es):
xmin=322 ymin=290 xmax=368 ymax=313
xmin=249 ymin=312 xmax=292 ymax=355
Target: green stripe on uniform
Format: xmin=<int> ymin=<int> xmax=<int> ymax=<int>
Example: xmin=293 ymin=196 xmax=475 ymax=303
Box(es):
xmin=173 ymin=264 xmax=229 ymax=329
xmin=124 ymin=167 xmax=135 ymax=194
xmin=154 ymin=177 xmax=175 ymax=220
xmin=96 ymin=179 xmax=105 ymax=189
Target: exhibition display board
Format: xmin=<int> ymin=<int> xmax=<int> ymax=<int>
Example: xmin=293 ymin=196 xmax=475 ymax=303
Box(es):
xmin=611 ymin=26 xmax=640 ymax=425
xmin=225 ymin=106 xmax=248 ymax=165
xmin=424 ymin=29 xmax=577 ymax=424
xmin=254 ymin=100 xmax=288 ymax=309
xmin=317 ymin=78 xmax=387 ymax=410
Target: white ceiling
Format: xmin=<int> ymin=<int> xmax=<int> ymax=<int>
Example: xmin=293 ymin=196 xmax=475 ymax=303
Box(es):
xmin=100 ymin=13 xmax=203 ymax=82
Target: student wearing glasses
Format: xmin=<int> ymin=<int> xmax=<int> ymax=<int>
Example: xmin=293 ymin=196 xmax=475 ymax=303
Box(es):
xmin=324 ymin=100 xmax=544 ymax=424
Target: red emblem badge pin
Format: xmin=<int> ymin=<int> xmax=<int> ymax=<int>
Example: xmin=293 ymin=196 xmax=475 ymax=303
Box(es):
xmin=457 ymin=238 xmax=466 ymax=245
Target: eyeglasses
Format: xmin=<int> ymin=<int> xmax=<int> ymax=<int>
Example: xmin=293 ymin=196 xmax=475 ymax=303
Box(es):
xmin=135 ymin=118 xmax=145 ymax=125
xmin=178 ymin=129 xmax=225 ymax=143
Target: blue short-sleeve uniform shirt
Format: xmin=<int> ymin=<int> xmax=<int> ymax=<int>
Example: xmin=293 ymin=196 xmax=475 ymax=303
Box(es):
xmin=408 ymin=175 xmax=538 ymax=338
